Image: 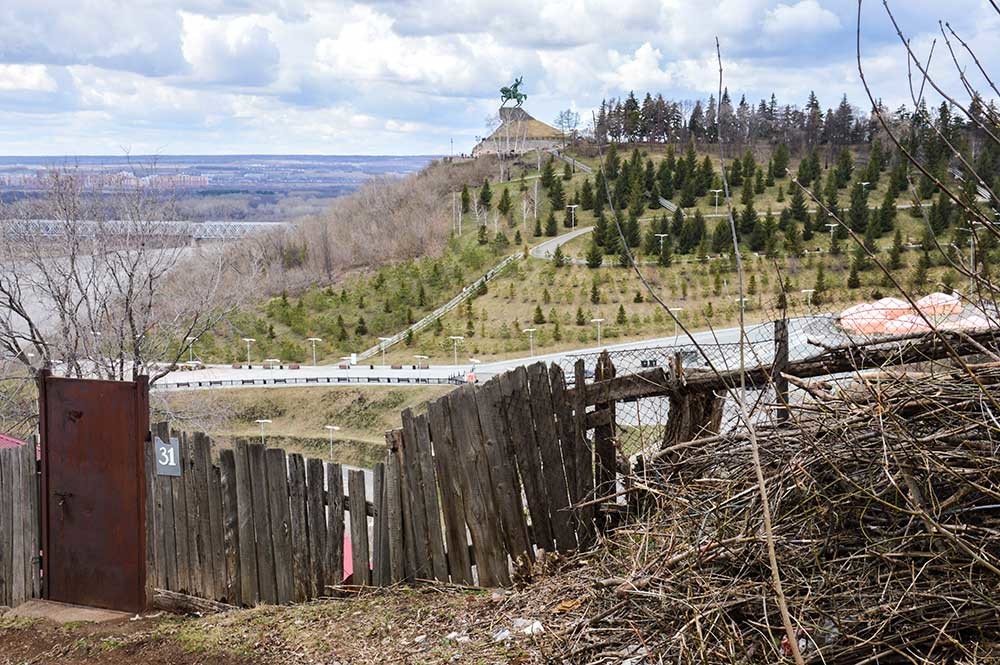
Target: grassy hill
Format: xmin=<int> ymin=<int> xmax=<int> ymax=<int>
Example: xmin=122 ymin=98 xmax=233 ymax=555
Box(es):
xmin=193 ymin=142 xmax=986 ymax=366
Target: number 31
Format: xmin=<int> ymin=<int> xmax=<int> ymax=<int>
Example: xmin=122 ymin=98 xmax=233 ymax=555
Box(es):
xmin=158 ymin=446 xmax=176 ymax=467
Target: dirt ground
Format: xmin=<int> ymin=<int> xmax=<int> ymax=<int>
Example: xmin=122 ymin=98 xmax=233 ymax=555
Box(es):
xmin=0 ymin=557 xmax=596 ymax=665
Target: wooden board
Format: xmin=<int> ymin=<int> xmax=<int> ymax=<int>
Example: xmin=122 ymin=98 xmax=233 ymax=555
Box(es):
xmin=0 ymin=449 xmax=11 ymax=607
xmin=399 ymin=409 xmax=431 ymax=579
xmin=218 ymin=449 xmax=241 ymax=606
xmin=206 ymin=458 xmax=226 ymax=601
xmin=181 ymin=433 xmax=204 ymax=597
xmin=371 ymin=463 xmax=386 ymax=586
xmin=287 ymin=454 xmax=310 ymax=602
xmin=574 ymin=360 xmax=596 ymax=547
xmin=593 ymin=353 xmax=617 ymax=531
xmin=247 ymin=443 xmax=277 ymax=604
xmin=499 ymin=366 xmax=553 ymax=552
xmin=170 ymin=432 xmax=193 ymax=595
xmin=232 ymin=440 xmax=259 ymax=605
xmin=526 ymin=362 xmax=576 ymax=552
xmin=348 ymin=469 xmax=370 ymax=586
xmin=447 ymin=385 xmax=509 ymax=586
xmin=412 ymin=414 xmax=449 ymax=581
xmin=306 ymin=458 xmax=327 ymax=596
xmin=383 ymin=442 xmax=404 ymax=585
xmin=153 ymin=423 xmax=175 ymax=592
xmin=265 ymin=448 xmax=293 ymax=604
xmin=10 ymin=445 xmax=24 ymax=604
xmin=475 ymin=377 xmax=531 ymax=564
xmin=425 ymin=402 xmax=472 ymax=585
xmin=326 ymin=462 xmax=344 ymax=590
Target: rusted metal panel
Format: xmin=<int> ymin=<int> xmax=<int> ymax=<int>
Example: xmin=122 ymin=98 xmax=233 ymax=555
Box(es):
xmin=39 ymin=372 xmax=149 ymax=614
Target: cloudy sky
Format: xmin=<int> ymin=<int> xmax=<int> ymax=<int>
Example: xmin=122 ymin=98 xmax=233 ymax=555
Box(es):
xmin=0 ymin=0 xmax=996 ymax=156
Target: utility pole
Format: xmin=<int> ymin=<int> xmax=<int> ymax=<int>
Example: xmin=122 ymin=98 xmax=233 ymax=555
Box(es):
xmin=591 ymin=318 xmax=604 ymax=346
xmin=523 ymin=328 xmax=537 ymax=357
xmin=378 ymin=337 xmax=392 ymax=367
xmin=241 ymin=337 xmax=255 ymax=366
xmin=566 ymin=204 xmax=579 ymax=230
xmin=669 ymin=307 xmax=683 ymax=345
xmin=448 ymin=335 xmax=464 ymax=366
xmin=655 ymin=233 xmax=669 ymax=254
xmin=306 ymin=337 xmax=322 ymax=366
xmin=324 ymin=424 xmax=341 ymax=461
xmin=710 ymin=189 xmax=723 ymax=215
xmin=255 ymin=419 xmax=271 ymax=445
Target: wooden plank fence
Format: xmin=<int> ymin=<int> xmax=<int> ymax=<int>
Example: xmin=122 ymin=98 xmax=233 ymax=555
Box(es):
xmin=378 ymin=359 xmax=610 ymax=586
xmin=146 ymin=424 xmax=379 ymax=606
xmin=146 ymin=357 xmax=622 ymax=603
xmin=0 ymin=443 xmax=41 ymax=608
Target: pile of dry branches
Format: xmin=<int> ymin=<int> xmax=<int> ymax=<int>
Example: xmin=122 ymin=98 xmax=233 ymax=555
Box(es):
xmin=560 ymin=365 xmax=1000 ymax=663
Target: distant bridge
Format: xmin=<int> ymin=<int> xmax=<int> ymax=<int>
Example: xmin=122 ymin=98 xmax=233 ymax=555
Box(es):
xmin=1 ymin=219 xmax=288 ymax=240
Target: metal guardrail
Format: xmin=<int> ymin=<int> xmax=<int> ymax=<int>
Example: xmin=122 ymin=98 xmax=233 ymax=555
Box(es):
xmin=659 ymin=197 xmax=680 ymax=214
xmin=948 ymin=167 xmax=992 ymax=201
xmin=548 ymin=149 xmax=594 ymax=174
xmin=1 ymin=219 xmax=287 ymax=240
xmin=357 ymin=252 xmax=522 ymax=361
xmin=155 ymin=374 xmax=464 ymax=391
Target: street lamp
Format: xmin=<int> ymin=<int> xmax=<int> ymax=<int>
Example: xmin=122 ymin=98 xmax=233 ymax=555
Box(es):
xmin=566 ymin=204 xmax=579 ymax=230
xmin=306 ymin=337 xmax=322 ymax=366
xmin=801 ymin=288 xmax=816 ymax=308
xmin=241 ymin=338 xmax=255 ymax=366
xmin=669 ymin=307 xmax=683 ymax=345
xmin=523 ymin=328 xmax=537 ymax=357
xmin=591 ymin=318 xmax=604 ymax=346
xmin=255 ymin=419 xmax=272 ymax=445
xmin=378 ymin=336 xmax=392 ymax=366
xmin=710 ymin=189 xmax=724 ymax=214
xmin=448 ymin=336 xmax=464 ymax=366
xmin=324 ymin=424 xmax=341 ymax=461
xmin=825 ymin=222 xmax=838 ymax=246
xmin=654 ymin=233 xmax=669 ymax=257
xmin=186 ymin=336 xmax=197 ymax=363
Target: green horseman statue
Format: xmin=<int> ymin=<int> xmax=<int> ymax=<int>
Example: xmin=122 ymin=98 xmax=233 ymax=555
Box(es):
xmin=500 ymin=76 xmax=527 ymax=108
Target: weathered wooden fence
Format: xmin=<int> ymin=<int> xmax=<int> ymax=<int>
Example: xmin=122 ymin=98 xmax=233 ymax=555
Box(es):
xmin=0 ymin=443 xmax=41 ymax=608
xmin=146 ymin=423 xmax=381 ymax=606
xmin=378 ymin=360 xmax=611 ymax=586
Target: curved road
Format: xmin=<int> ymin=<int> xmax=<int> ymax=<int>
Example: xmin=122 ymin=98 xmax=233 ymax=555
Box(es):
xmin=528 ymin=226 xmax=593 ymax=262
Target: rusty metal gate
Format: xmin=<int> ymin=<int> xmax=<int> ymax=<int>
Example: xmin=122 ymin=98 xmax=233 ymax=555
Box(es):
xmin=38 ymin=371 xmax=150 ymax=613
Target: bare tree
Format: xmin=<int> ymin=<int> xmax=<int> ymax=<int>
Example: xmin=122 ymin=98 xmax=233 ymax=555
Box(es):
xmin=0 ymin=168 xmax=259 ymax=384
xmin=554 ymin=109 xmax=580 ymax=147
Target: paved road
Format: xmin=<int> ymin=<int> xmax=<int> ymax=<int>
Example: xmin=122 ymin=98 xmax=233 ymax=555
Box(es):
xmin=529 ymin=225 xmax=593 ymax=263
xmin=155 ymin=316 xmax=840 ymax=392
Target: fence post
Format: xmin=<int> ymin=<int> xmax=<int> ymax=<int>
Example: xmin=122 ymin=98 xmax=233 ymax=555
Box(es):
xmin=774 ymin=318 xmax=790 ymax=423
xmin=594 ymin=351 xmax=616 ymax=533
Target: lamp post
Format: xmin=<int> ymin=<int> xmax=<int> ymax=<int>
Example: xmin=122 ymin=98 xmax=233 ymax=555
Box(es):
xmin=710 ymin=189 xmax=723 ymax=215
xmin=590 ymin=318 xmax=604 ymax=346
xmin=669 ymin=307 xmax=683 ymax=345
xmin=655 ymin=233 xmax=669 ymax=255
xmin=186 ymin=336 xmax=197 ymax=363
xmin=448 ymin=335 xmax=464 ymax=366
xmin=801 ymin=288 xmax=816 ymax=308
xmin=306 ymin=337 xmax=322 ymax=366
xmin=241 ymin=338 xmax=255 ymax=366
xmin=566 ymin=204 xmax=579 ymax=230
xmin=413 ymin=354 xmax=428 ymax=368
xmin=378 ymin=336 xmax=392 ymax=367
xmin=825 ymin=222 xmax=838 ymax=248
xmin=324 ymin=424 xmax=341 ymax=461
xmin=255 ymin=419 xmax=272 ymax=445
xmin=523 ymin=328 xmax=537 ymax=357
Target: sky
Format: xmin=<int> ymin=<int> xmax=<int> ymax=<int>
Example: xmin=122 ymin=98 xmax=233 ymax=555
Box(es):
xmin=0 ymin=0 xmax=997 ymax=156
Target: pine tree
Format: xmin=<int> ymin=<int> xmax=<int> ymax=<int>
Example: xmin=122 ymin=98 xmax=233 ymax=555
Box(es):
xmin=497 ymin=187 xmax=512 ymax=218
xmin=545 ymin=210 xmax=557 ymax=236
xmin=461 ymin=184 xmax=471 ymax=213
xmin=563 ymin=162 xmax=572 ymax=180
xmin=616 ymin=304 xmax=627 ymax=325
xmin=785 ymin=219 xmax=803 ymax=256
xmin=773 ymin=143 xmax=790 ymax=178
xmin=658 ymin=234 xmax=673 ymax=267
xmin=553 ymin=245 xmax=566 ymax=267
xmin=533 ymin=305 xmax=546 ymax=324
xmin=835 ymin=148 xmax=853 ymax=188
xmin=477 ymin=225 xmax=488 ymax=245
xmin=355 ymin=316 xmax=368 ymax=336
xmin=590 ymin=280 xmax=600 ymax=304
xmin=911 ymin=251 xmax=930 ymax=290
xmin=847 ymin=259 xmax=861 ymax=288
xmin=813 ymin=263 xmax=828 ymax=306
xmin=549 ymin=177 xmax=565 ymax=209
xmin=888 ymin=228 xmax=904 ymax=270
xmin=541 ymin=158 xmax=555 ymax=189
xmin=585 ymin=238 xmax=604 ymax=268
xmin=680 ymin=177 xmax=697 ymax=208
xmin=754 ymin=169 xmax=765 ymax=195
xmin=776 ymin=185 xmax=785 ymax=203
xmin=576 ymin=307 xmax=586 ymax=326
xmin=553 ymin=318 xmax=562 ymax=341
xmin=580 ymin=178 xmax=594 ymax=210
xmin=479 ymin=179 xmax=492 ymax=209
xmin=533 ymin=216 xmax=543 ymax=237
xmin=846 ymin=181 xmax=869 ymax=232
xmin=765 ymin=160 xmax=775 ymax=187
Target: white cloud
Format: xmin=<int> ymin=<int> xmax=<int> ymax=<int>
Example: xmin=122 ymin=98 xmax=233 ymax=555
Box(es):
xmin=181 ymin=12 xmax=281 ymax=85
xmin=762 ymin=0 xmax=840 ymax=38
xmin=0 ymin=65 xmax=58 ymax=92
